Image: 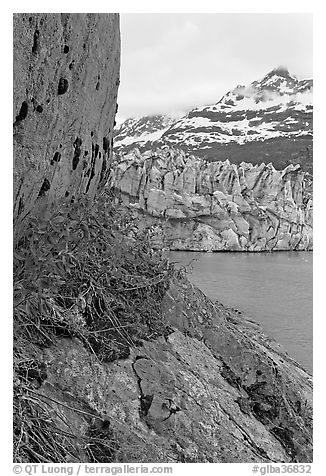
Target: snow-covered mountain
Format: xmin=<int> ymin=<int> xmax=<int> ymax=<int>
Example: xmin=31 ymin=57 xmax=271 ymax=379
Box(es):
xmin=114 ymin=114 xmax=176 ymax=149
xmin=114 ymin=67 xmax=313 ymax=172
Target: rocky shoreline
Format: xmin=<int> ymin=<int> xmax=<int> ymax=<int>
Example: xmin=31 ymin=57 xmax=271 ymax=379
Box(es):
xmin=38 ymin=276 xmax=313 ymax=462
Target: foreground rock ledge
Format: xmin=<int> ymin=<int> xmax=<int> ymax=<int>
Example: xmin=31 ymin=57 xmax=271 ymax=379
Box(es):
xmin=39 ymin=277 xmax=312 ymax=463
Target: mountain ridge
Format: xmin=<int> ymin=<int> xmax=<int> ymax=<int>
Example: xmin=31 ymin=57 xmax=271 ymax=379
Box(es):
xmin=114 ymin=68 xmax=313 ymax=172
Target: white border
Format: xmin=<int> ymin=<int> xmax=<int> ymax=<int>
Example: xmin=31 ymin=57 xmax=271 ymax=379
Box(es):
xmin=3 ymin=2 xmax=324 ymax=473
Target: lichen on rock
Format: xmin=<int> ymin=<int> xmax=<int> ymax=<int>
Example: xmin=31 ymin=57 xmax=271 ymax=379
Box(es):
xmin=38 ymin=277 xmax=312 ymax=463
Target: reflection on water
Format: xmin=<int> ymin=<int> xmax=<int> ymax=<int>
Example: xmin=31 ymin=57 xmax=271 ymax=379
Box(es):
xmin=169 ymin=251 xmax=313 ymax=373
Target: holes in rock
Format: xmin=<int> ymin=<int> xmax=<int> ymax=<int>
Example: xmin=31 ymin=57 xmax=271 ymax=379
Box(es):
xmin=46 ymin=98 xmax=50 ymax=104
xmin=72 ymin=156 xmax=80 ymax=171
xmin=140 ymin=394 xmax=154 ymax=418
xmin=38 ymin=178 xmax=51 ymax=198
xmin=83 ymin=43 xmax=86 ymax=50
xmin=85 ymin=143 xmax=97 ymax=193
xmin=15 ymin=101 xmax=28 ymax=122
xmin=68 ymin=61 xmax=74 ymax=70
xmin=99 ymin=157 xmax=107 ymax=184
xmin=96 ymin=75 xmax=100 ymax=90
xmin=32 ymin=30 xmax=40 ymax=54
xmin=74 ymin=137 xmax=82 ymax=148
xmin=115 ymin=103 xmax=119 ymax=113
xmin=58 ymin=78 xmax=69 ymax=95
xmin=53 ymin=152 xmax=61 ymax=162
xmin=17 ymin=197 xmax=24 ymax=216
xmin=94 ymin=144 xmax=100 ymax=159
xmin=50 ymin=152 xmax=61 ymax=165
xmin=72 ymin=137 xmax=82 ymax=170
xmin=103 ymin=136 xmax=110 ymax=153
xmin=84 ymin=150 xmax=89 ymax=156
xmin=91 ymin=131 xmax=94 ymax=137
xmin=65 ymin=191 xmax=70 ymax=197
xmin=63 ymin=45 xmax=69 ymax=54
xmin=31 ymin=98 xmax=43 ymax=113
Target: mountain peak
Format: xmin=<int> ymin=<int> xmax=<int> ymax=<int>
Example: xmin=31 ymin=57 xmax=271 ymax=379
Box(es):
xmin=114 ymin=67 xmax=313 ymax=172
xmin=254 ymin=66 xmax=297 ymax=91
xmin=269 ymin=66 xmax=291 ymax=77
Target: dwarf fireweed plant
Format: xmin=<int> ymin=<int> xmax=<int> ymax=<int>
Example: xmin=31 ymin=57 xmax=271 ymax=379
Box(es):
xmin=13 ymin=191 xmax=174 ymax=462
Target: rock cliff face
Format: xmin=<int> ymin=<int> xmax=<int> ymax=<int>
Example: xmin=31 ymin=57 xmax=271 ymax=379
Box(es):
xmin=40 ymin=278 xmax=312 ymax=462
xmin=13 ymin=13 xmax=120 ymax=232
xmin=109 ymin=147 xmax=313 ymax=251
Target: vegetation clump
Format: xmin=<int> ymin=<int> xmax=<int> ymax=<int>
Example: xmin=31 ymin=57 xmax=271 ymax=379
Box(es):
xmin=13 ymin=190 xmax=174 ymax=462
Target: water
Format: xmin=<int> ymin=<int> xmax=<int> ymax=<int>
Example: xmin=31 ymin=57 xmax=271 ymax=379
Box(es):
xmin=169 ymin=251 xmax=313 ymax=373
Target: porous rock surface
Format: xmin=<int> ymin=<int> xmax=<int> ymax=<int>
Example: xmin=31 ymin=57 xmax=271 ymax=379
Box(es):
xmin=40 ymin=278 xmax=312 ymax=462
xmin=109 ymin=147 xmax=313 ymax=251
xmin=13 ymin=13 xmax=120 ymax=231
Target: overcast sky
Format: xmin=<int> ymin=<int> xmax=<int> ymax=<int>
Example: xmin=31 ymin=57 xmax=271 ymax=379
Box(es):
xmin=116 ymin=13 xmax=313 ymax=122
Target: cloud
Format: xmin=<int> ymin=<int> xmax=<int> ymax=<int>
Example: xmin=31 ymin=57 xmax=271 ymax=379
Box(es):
xmin=161 ymin=20 xmax=199 ymax=48
xmin=117 ymin=13 xmax=312 ymax=121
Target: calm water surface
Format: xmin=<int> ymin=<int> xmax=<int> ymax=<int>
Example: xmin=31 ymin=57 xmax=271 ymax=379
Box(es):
xmin=169 ymin=251 xmax=312 ymax=373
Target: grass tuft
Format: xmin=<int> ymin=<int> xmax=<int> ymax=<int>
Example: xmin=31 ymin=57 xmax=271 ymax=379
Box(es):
xmin=13 ymin=190 xmax=175 ymax=462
